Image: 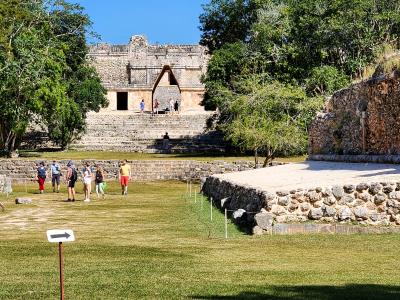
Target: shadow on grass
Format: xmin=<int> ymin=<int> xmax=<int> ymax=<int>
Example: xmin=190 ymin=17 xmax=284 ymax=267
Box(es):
xmin=192 ymin=284 xmax=400 ymax=300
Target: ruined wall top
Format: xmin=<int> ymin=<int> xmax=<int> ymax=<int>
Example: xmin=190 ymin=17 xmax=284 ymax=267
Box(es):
xmin=88 ymin=35 xmax=208 ymax=58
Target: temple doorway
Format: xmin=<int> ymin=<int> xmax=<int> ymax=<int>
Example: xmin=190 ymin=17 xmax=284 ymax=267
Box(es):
xmin=152 ymin=66 xmax=182 ymax=113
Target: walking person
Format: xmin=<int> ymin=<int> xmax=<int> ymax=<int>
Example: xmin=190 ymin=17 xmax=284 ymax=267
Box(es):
xmin=50 ymin=160 xmax=61 ymax=193
xmin=153 ymin=99 xmax=159 ymax=115
xmin=66 ymin=161 xmax=77 ymax=202
xmin=95 ymin=164 xmax=106 ymax=199
xmin=119 ymin=159 xmax=131 ymax=196
xmin=36 ymin=161 xmax=47 ymax=194
xmin=174 ymin=100 xmax=179 ymax=114
xmin=82 ymin=162 xmax=93 ymax=202
xmin=140 ymin=99 xmax=145 ymax=113
xmin=169 ymin=98 xmax=174 ymax=115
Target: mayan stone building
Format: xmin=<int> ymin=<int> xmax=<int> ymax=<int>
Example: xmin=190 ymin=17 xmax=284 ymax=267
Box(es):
xmin=309 ymin=69 xmax=400 ymax=160
xmin=88 ymin=35 xmax=209 ymax=113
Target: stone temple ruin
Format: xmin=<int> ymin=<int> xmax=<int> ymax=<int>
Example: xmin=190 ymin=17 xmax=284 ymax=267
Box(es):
xmin=87 ymin=35 xmax=209 ymax=113
xmin=308 ymin=70 xmax=400 ymax=162
xmin=67 ymin=35 xmax=225 ymax=152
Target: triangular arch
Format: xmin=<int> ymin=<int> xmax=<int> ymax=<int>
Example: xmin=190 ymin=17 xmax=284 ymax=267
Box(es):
xmin=152 ymin=65 xmax=181 ymax=94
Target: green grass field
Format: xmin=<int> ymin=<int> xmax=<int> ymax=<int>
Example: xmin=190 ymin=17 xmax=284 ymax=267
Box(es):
xmin=16 ymin=150 xmax=307 ymax=163
xmin=0 ymin=181 xmax=399 ymax=299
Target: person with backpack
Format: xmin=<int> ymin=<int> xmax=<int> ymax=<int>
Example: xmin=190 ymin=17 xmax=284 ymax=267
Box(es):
xmin=36 ymin=161 xmax=47 ymax=194
xmin=66 ymin=161 xmax=77 ymax=202
xmin=50 ymin=160 xmax=61 ymax=193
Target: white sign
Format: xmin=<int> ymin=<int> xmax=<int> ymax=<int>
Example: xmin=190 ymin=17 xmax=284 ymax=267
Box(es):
xmin=47 ymin=229 xmax=75 ymax=243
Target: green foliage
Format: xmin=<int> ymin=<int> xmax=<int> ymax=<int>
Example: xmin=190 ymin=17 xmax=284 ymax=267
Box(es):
xmin=221 ymin=75 xmax=323 ymax=165
xmin=200 ymin=0 xmax=400 ymax=158
xmin=199 ymin=0 xmax=261 ymax=52
xmin=0 ymin=0 xmax=107 ymax=153
xmin=306 ymin=66 xmax=349 ymax=95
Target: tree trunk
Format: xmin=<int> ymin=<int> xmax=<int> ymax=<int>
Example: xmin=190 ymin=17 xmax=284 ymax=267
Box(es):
xmin=262 ymin=148 xmax=274 ymax=168
xmin=254 ymin=148 xmax=258 ymax=169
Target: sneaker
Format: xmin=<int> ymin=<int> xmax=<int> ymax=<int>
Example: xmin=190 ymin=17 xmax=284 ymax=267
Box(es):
xmin=84 ymin=199 xmax=90 ymax=203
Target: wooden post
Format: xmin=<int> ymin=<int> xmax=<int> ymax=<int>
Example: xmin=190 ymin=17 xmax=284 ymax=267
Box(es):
xmin=194 ymin=189 xmax=197 ymax=203
xmin=224 ymin=208 xmax=228 ymax=239
xmin=210 ymin=197 xmax=213 ymax=221
xmin=59 ymin=242 xmax=65 ymax=300
xmin=189 ymin=180 xmax=192 ymax=197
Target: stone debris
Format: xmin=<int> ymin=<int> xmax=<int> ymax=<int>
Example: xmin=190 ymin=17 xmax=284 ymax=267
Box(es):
xmin=15 ymin=198 xmax=32 ymax=205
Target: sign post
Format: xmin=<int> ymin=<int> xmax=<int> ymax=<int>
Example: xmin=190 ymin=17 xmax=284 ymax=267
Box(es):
xmin=47 ymin=229 xmax=75 ymax=300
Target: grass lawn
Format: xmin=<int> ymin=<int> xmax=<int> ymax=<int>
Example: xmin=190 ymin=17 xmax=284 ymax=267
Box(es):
xmin=0 ymin=181 xmax=399 ymax=299
xmin=16 ymin=150 xmax=307 ymax=163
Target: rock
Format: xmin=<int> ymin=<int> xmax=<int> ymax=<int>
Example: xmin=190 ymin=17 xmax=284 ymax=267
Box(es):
xmin=392 ymin=215 xmax=400 ymax=225
xmin=357 ymin=192 xmax=371 ymax=202
xmin=369 ymin=212 xmax=379 ymax=222
xmin=278 ymin=196 xmax=290 ymax=206
xmin=322 ymin=188 xmax=333 ymax=197
xmin=388 ymin=191 xmax=400 ymax=200
xmin=275 ymin=215 xmax=288 ymax=223
xmin=332 ymin=185 xmax=345 ymax=199
xmin=232 ymin=209 xmax=247 ymax=225
xmin=323 ymin=196 xmax=336 ymax=206
xmin=354 ymin=207 xmax=369 ymax=220
xmin=15 ymin=198 xmax=32 ymax=204
xmin=315 ymin=187 xmax=323 ymax=192
xmin=309 ymin=208 xmax=323 ymax=220
xmin=306 ymin=191 xmax=321 ymax=202
xmin=369 ymin=183 xmax=383 ymax=195
xmin=374 ymin=192 xmax=387 ymax=205
xmin=338 ymin=207 xmax=352 ymax=221
xmin=340 ymin=194 xmax=355 ymax=206
xmin=300 ymin=202 xmax=311 ymax=212
xmin=356 ymin=183 xmax=369 ymax=192
xmin=323 ymin=205 xmax=336 ymax=217
xmin=254 ymin=212 xmax=274 ymax=230
xmin=271 ymin=205 xmax=287 ymax=216
xmin=383 ymin=185 xmax=394 ymax=194
xmin=313 ymin=200 xmax=323 ymax=208
xmin=220 ymin=197 xmax=230 ymax=208
xmin=343 ymin=184 xmax=355 ymax=193
xmin=288 ymin=202 xmax=299 ymax=212
xmin=276 ymin=190 xmax=289 ymax=196
xmin=252 ymin=226 xmax=264 ymax=235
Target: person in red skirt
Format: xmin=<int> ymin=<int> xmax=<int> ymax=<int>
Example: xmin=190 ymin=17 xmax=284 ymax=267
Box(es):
xmin=36 ymin=161 xmax=47 ymax=194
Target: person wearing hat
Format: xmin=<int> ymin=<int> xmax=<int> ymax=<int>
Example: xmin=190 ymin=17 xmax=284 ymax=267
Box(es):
xmin=65 ymin=161 xmax=77 ymax=202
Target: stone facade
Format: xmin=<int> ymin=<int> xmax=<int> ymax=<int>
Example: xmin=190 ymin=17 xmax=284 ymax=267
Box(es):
xmin=202 ymin=176 xmax=400 ymax=234
xmin=309 ymin=70 xmax=400 ymax=156
xmin=88 ymin=35 xmax=209 ymax=113
xmin=0 ymin=159 xmax=255 ymax=183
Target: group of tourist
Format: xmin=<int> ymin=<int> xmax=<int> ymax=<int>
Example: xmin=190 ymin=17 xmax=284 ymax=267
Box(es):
xmin=35 ymin=159 xmax=132 ymax=202
xmin=152 ymin=98 xmax=179 ymax=114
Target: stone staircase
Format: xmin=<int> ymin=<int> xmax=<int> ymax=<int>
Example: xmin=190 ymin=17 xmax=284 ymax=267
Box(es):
xmin=70 ymin=112 xmax=226 ymax=153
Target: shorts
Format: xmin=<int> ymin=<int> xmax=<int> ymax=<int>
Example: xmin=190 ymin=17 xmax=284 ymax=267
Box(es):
xmin=84 ymin=178 xmax=92 ymax=185
xmin=52 ymin=174 xmax=60 ymax=185
xmin=68 ymin=180 xmax=76 ymax=188
xmin=120 ymin=176 xmax=129 ymax=186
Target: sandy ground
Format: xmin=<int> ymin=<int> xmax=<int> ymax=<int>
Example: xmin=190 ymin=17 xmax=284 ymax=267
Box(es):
xmin=215 ymin=161 xmax=400 ymax=192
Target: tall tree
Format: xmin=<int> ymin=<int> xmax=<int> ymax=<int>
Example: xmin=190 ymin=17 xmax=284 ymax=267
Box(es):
xmin=0 ymin=0 xmax=107 ymax=154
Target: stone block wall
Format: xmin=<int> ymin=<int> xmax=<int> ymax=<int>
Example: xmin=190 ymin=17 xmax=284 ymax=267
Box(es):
xmin=0 ymin=159 xmax=255 ymax=183
xmin=202 ymin=176 xmax=400 ymax=234
xmin=309 ymin=70 xmax=400 ymax=156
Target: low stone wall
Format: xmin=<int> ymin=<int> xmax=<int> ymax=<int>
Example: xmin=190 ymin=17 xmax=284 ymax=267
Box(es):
xmin=309 ymin=154 xmax=400 ymax=164
xmin=0 ymin=159 xmax=255 ymax=182
xmin=202 ymin=176 xmax=400 ymax=234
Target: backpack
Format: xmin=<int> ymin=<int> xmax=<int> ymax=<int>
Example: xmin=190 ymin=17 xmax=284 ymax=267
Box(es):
xmin=38 ymin=167 xmax=46 ymax=178
xmin=70 ymin=168 xmax=78 ymax=181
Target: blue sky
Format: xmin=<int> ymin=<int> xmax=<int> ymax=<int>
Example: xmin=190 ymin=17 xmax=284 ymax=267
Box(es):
xmin=74 ymin=0 xmax=209 ymax=45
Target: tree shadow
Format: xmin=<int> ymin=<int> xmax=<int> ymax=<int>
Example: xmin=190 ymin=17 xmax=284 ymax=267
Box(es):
xmin=191 ymin=284 xmax=400 ymax=300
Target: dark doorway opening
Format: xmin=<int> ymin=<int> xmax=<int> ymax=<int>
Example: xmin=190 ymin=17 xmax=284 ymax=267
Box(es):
xmin=117 ymin=92 xmax=128 ymax=110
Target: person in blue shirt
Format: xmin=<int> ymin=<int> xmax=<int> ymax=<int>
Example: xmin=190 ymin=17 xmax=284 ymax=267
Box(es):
xmin=140 ymin=99 xmax=145 ymax=113
xmin=50 ymin=160 xmax=61 ymax=193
